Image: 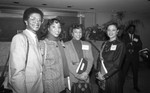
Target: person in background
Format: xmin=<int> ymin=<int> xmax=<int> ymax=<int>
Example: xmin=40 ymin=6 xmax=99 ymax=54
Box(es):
xmin=97 ymin=23 xmax=125 ymax=93
xmin=122 ymin=24 xmax=142 ymax=92
xmin=8 ymin=7 xmax=44 ymax=93
xmin=39 ymin=18 xmax=69 ymax=93
xmin=65 ymin=24 xmax=94 ymax=87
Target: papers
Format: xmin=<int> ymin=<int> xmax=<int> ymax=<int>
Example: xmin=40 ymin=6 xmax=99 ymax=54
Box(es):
xmin=76 ymin=58 xmax=88 ymax=74
xmin=100 ymin=60 xmax=108 ymax=75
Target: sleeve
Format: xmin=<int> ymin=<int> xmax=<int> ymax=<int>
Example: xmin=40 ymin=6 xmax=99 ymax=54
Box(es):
xmin=133 ymin=35 xmax=142 ymax=52
xmin=9 ymin=34 xmax=27 ymax=93
xmin=84 ymin=42 xmax=94 ymax=74
xmin=104 ymin=42 xmax=126 ymax=79
xmin=64 ymin=42 xmax=78 ymax=77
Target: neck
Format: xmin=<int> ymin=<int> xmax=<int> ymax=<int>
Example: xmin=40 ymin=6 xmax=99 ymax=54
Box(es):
xmin=72 ymin=38 xmax=80 ymax=41
xmin=27 ymin=29 xmax=36 ymax=35
xmin=47 ymin=34 xmax=58 ymax=41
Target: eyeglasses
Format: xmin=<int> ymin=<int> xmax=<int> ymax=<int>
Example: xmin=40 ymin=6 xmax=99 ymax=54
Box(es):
xmin=29 ymin=16 xmax=44 ymax=23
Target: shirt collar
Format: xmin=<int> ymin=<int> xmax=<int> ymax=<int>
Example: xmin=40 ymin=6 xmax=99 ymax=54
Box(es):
xmin=25 ymin=29 xmax=37 ymax=43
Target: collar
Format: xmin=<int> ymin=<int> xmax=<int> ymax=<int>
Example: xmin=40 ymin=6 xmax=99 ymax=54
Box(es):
xmin=25 ymin=29 xmax=37 ymax=43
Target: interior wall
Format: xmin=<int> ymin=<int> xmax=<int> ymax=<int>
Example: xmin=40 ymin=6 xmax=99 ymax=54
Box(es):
xmin=0 ymin=17 xmax=25 ymax=41
xmin=84 ymin=12 xmax=96 ymax=28
xmin=84 ymin=12 xmax=150 ymax=49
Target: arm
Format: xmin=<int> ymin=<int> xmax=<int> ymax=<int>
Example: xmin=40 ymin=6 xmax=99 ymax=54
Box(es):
xmin=132 ymin=35 xmax=142 ymax=52
xmin=84 ymin=43 xmax=94 ymax=74
xmin=104 ymin=42 xmax=125 ymax=79
xmin=9 ymin=34 xmax=27 ymax=93
xmin=64 ymin=42 xmax=78 ymax=77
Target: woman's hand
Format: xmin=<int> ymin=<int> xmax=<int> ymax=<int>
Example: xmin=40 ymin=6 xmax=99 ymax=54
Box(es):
xmin=78 ymin=72 xmax=88 ymax=80
xmin=96 ymin=72 xmax=105 ymax=81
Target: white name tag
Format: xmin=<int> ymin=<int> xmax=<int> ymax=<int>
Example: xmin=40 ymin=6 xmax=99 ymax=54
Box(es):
xmin=110 ymin=44 xmax=117 ymax=51
xmin=82 ymin=45 xmax=89 ymax=50
xmin=133 ymin=38 xmax=138 ymax=42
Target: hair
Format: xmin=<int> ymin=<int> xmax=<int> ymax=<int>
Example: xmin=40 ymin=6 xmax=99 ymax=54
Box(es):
xmin=23 ymin=7 xmax=44 ymax=22
xmin=126 ymin=24 xmax=136 ymax=31
xmin=40 ymin=18 xmax=61 ymax=39
xmin=106 ymin=22 xmax=119 ymax=30
xmin=69 ymin=24 xmax=83 ymax=39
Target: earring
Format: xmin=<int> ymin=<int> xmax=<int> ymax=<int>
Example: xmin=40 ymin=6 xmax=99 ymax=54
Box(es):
xmin=25 ymin=21 xmax=28 ymax=26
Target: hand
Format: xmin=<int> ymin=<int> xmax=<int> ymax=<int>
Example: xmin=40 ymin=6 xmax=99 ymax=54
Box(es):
xmin=129 ymin=42 xmax=133 ymax=45
xmin=133 ymin=38 xmax=138 ymax=42
xmin=96 ymin=72 xmax=105 ymax=81
xmin=79 ymin=72 xmax=88 ymax=80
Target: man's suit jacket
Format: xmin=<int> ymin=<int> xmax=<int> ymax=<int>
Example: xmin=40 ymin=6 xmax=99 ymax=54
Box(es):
xmin=122 ymin=33 xmax=142 ymax=57
xmin=8 ymin=30 xmax=43 ymax=93
xmin=65 ymin=40 xmax=93 ymax=85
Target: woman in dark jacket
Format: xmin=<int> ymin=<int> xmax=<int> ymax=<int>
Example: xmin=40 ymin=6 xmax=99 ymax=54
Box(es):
xmin=97 ymin=23 xmax=125 ymax=93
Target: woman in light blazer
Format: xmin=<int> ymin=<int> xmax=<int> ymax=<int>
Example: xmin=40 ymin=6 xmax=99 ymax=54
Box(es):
xmin=39 ymin=18 xmax=67 ymax=93
xmin=65 ymin=24 xmax=94 ymax=86
xmin=8 ymin=7 xmax=44 ymax=93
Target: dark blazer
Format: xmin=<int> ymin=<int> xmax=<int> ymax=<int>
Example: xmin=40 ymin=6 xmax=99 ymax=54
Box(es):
xmin=122 ymin=33 xmax=142 ymax=56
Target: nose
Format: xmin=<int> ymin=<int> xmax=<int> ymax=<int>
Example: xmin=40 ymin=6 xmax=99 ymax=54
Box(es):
xmin=57 ymin=29 xmax=61 ymax=34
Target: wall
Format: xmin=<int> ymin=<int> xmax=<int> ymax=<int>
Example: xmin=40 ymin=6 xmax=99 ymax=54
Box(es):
xmin=84 ymin=12 xmax=150 ymax=49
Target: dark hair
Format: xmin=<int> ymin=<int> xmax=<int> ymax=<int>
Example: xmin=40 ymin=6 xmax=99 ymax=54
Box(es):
xmin=106 ymin=22 xmax=119 ymax=30
xmin=40 ymin=18 xmax=61 ymax=39
xmin=23 ymin=7 xmax=44 ymax=22
xmin=69 ymin=24 xmax=83 ymax=38
xmin=126 ymin=24 xmax=136 ymax=30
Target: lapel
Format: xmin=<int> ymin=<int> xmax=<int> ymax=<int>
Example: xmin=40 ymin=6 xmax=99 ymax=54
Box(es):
xmin=127 ymin=34 xmax=132 ymax=42
xmin=23 ymin=30 xmax=42 ymax=63
xmin=70 ymin=40 xmax=80 ymax=62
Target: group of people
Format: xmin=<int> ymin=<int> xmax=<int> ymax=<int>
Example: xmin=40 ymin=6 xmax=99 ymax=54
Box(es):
xmin=8 ymin=7 xmax=142 ymax=93
xmin=8 ymin=7 xmax=93 ymax=93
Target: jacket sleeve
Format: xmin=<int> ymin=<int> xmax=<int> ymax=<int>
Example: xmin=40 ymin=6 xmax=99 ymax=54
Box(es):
xmin=9 ymin=34 xmax=27 ymax=93
xmin=84 ymin=42 xmax=94 ymax=74
xmin=133 ymin=35 xmax=142 ymax=52
xmin=64 ymin=42 xmax=78 ymax=77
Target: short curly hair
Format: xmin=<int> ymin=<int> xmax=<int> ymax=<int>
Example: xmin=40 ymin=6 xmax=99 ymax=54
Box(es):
xmin=40 ymin=18 xmax=61 ymax=40
xmin=23 ymin=7 xmax=44 ymax=22
xmin=69 ymin=24 xmax=84 ymax=38
xmin=106 ymin=22 xmax=119 ymax=30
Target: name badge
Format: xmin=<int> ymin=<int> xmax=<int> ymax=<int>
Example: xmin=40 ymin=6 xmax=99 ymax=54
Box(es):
xmin=110 ymin=44 xmax=117 ymax=51
xmin=82 ymin=45 xmax=89 ymax=50
xmin=133 ymin=38 xmax=138 ymax=42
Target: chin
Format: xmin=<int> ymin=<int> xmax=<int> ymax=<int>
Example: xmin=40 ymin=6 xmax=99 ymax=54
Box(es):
xmin=33 ymin=28 xmax=40 ymax=31
xmin=54 ymin=35 xmax=59 ymax=37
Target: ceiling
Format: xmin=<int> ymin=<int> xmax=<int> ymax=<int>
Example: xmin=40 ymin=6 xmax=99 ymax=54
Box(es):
xmin=0 ymin=0 xmax=150 ymax=14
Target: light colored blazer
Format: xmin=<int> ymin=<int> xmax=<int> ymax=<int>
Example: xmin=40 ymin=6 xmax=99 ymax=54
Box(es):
xmin=65 ymin=40 xmax=94 ymax=85
xmin=8 ymin=30 xmax=43 ymax=93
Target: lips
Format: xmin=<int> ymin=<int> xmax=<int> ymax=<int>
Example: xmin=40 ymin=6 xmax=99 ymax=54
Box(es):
xmin=32 ymin=24 xmax=40 ymax=29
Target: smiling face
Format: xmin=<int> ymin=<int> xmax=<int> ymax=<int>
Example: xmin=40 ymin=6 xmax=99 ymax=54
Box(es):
xmin=107 ymin=24 xmax=119 ymax=41
xmin=72 ymin=28 xmax=82 ymax=40
xmin=48 ymin=21 xmax=61 ymax=37
xmin=25 ymin=13 xmax=42 ymax=33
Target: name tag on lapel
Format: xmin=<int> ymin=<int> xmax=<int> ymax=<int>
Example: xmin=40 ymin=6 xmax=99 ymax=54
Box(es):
xmin=82 ymin=45 xmax=89 ymax=50
xmin=110 ymin=44 xmax=117 ymax=51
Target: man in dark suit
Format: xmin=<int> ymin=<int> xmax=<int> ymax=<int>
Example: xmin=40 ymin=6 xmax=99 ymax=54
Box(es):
xmin=122 ymin=25 xmax=142 ymax=92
